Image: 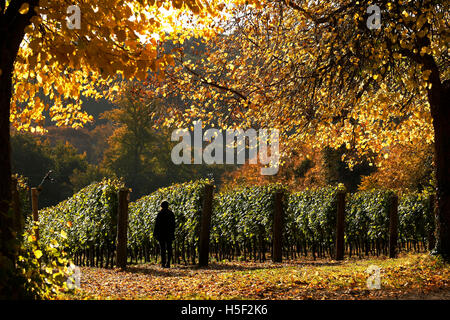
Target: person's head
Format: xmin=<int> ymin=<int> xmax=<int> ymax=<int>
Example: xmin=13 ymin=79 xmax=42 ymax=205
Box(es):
xmin=160 ymin=200 xmax=169 ymax=209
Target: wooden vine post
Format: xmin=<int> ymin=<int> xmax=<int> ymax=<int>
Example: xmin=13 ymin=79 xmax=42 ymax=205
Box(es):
xmin=335 ymin=190 xmax=346 ymax=261
xmin=31 ymin=187 xmax=39 ymax=241
xmin=389 ymin=193 xmax=399 ymax=258
xmin=116 ymin=188 xmax=130 ymax=269
xmin=198 ymin=184 xmax=214 ymax=267
xmin=272 ymin=191 xmax=284 ymax=263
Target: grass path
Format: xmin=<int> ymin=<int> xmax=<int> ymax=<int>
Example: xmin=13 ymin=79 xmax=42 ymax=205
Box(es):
xmin=60 ymin=253 xmax=449 ymax=300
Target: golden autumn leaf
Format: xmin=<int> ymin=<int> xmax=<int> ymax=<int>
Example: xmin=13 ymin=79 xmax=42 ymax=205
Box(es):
xmin=34 ymin=249 xmax=43 ymax=259
xmin=18 ymin=2 xmax=29 ymax=14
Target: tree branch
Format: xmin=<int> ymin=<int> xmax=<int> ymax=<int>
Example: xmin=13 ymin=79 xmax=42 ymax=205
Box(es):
xmin=178 ymin=58 xmax=248 ymax=101
xmin=278 ymin=0 xmax=356 ymax=25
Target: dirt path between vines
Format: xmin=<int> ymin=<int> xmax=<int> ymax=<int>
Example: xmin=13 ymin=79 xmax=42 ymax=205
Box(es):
xmin=61 ymin=254 xmax=449 ymax=300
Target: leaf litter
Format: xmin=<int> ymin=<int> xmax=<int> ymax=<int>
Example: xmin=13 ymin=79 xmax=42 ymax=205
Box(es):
xmin=59 ymin=253 xmax=449 ymax=300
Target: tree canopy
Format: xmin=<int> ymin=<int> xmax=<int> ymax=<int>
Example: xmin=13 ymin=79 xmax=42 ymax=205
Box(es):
xmin=6 ymin=0 xmax=248 ymax=131
xmin=158 ymin=0 xmax=447 ymax=162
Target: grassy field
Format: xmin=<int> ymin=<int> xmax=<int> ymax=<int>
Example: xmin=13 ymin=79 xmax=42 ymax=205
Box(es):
xmin=60 ymin=253 xmax=449 ymax=300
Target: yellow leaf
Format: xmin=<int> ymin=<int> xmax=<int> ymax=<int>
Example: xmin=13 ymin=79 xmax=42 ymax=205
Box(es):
xmin=61 ymin=230 xmax=67 ymax=239
xmin=34 ymin=249 xmax=43 ymax=259
xmin=19 ymin=3 xmax=29 ymax=15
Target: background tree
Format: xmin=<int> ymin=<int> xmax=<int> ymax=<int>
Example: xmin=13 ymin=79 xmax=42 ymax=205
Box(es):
xmin=11 ymin=132 xmax=93 ymax=207
xmin=322 ymin=146 xmax=376 ymax=193
xmin=102 ymin=82 xmax=234 ymax=199
xmin=221 ymin=144 xmax=375 ymax=192
xmin=360 ymin=142 xmax=435 ymax=192
xmin=43 ymin=123 xmax=114 ymax=164
xmin=101 ymin=84 xmax=168 ymax=198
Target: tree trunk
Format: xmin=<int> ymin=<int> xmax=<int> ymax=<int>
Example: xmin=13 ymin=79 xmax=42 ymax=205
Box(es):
xmin=0 ymin=57 xmax=14 ymax=260
xmin=430 ymin=78 xmax=450 ymax=260
xmin=0 ymin=42 xmax=18 ymax=298
xmin=0 ymin=1 xmax=39 ymax=297
xmin=419 ymin=41 xmax=450 ymax=259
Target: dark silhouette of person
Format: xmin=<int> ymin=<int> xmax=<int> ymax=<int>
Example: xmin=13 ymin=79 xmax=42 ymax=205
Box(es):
xmin=153 ymin=200 xmax=175 ymax=268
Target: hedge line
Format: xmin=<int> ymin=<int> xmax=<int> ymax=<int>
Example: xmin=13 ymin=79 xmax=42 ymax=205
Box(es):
xmin=35 ymin=178 xmax=435 ymax=265
xmin=34 ymin=178 xmax=211 ymax=266
xmin=213 ymin=186 xmax=434 ymax=260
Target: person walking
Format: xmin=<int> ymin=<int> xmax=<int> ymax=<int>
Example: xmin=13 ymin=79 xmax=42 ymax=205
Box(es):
xmin=153 ymin=200 xmax=175 ymax=268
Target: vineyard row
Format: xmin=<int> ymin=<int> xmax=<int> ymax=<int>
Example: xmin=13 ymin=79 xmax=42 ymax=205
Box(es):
xmin=24 ymin=179 xmax=434 ymax=267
